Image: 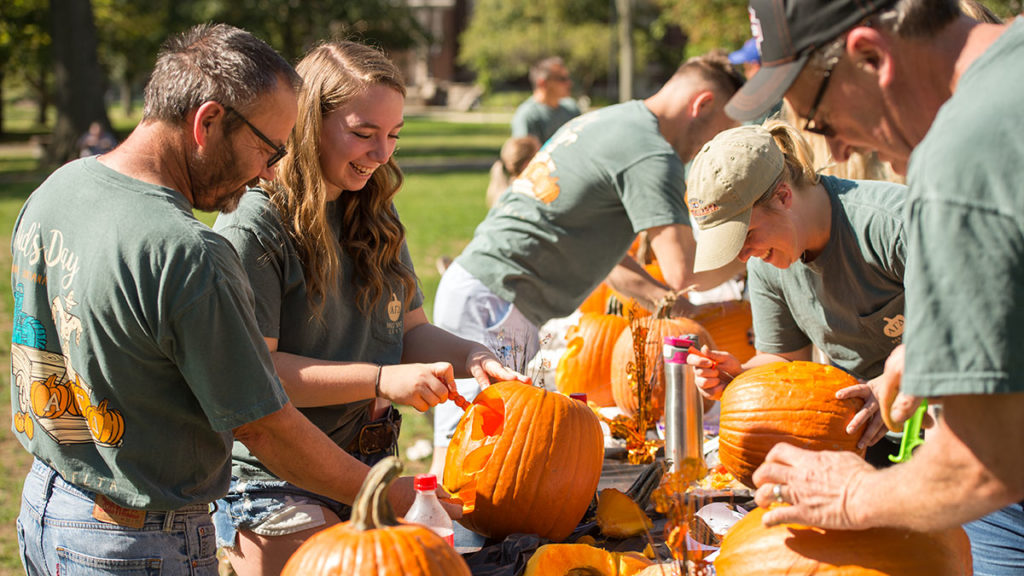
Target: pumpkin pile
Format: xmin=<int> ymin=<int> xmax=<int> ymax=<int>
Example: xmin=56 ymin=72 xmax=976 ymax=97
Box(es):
xmin=282 ymin=457 xmax=470 ymax=576
xmin=443 ymin=381 xmax=604 ymax=541
xmin=715 ymin=507 xmax=973 ymax=575
xmin=717 ymin=361 xmax=865 ymax=488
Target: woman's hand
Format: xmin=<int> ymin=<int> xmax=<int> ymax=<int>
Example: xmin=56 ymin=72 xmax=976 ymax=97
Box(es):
xmin=465 ymin=345 xmax=531 ymax=390
xmin=378 ymin=363 xmax=455 ymax=412
xmin=836 ymin=382 xmax=888 ymax=450
xmin=688 ymin=346 xmax=739 ymax=401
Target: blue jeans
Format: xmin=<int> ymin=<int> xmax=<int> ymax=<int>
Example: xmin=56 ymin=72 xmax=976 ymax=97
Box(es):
xmin=17 ymin=459 xmax=218 ymax=576
xmin=964 ymin=502 xmax=1024 ymax=576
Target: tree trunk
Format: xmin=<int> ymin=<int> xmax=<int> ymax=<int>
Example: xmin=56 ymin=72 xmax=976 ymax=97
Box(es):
xmin=120 ymin=77 xmax=133 ymax=117
xmin=47 ymin=0 xmax=111 ymax=165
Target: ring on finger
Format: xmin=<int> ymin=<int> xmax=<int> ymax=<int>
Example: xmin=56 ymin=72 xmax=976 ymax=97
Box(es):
xmin=773 ymin=483 xmax=784 ymax=503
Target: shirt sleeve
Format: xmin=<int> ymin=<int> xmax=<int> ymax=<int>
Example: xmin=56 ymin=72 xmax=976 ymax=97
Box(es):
xmin=618 ymin=153 xmax=689 ymax=233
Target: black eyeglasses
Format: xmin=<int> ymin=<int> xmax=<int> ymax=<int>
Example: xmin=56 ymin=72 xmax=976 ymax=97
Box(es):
xmin=223 ymin=105 xmax=288 ymax=168
xmin=802 ymin=55 xmax=840 ymax=137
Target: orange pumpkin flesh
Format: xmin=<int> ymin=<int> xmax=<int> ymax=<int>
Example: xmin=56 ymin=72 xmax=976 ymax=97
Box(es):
xmin=595 ymin=488 xmax=653 ymax=539
xmin=715 ymin=507 xmax=973 ymax=575
xmin=523 ymin=544 xmax=653 ymax=576
xmin=443 ymin=381 xmax=604 ymax=542
xmin=556 ymin=312 xmax=629 ymax=406
xmin=717 ymin=362 xmax=865 ymax=488
xmin=282 ymin=457 xmax=469 ymax=576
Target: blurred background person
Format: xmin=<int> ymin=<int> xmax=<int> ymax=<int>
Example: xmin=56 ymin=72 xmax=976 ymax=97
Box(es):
xmin=511 ymin=56 xmax=581 ymax=145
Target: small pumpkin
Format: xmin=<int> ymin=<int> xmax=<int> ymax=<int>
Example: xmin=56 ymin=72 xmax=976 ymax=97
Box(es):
xmin=610 ymin=314 xmax=714 ymax=420
xmin=15 ymin=411 xmax=35 ymax=439
xmin=443 ymin=381 xmax=604 ymax=542
xmin=84 ymin=399 xmax=125 ymax=445
xmin=523 ymin=544 xmax=653 ymax=576
xmin=691 ymin=300 xmax=756 ymax=363
xmin=31 ymin=374 xmax=71 ymax=419
xmin=69 ymin=375 xmax=91 ymax=416
xmin=595 ymin=488 xmax=653 ymax=539
xmin=717 ymin=362 xmax=865 ymax=488
xmin=282 ymin=457 xmax=470 ymax=576
xmin=715 ymin=506 xmax=973 ymax=575
xmin=556 ymin=311 xmax=630 ymax=406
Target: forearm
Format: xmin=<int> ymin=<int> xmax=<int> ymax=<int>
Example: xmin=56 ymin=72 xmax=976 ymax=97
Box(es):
xmin=848 ymin=393 xmax=1024 ymax=531
xmin=271 ymin=351 xmax=377 ymax=408
xmin=741 ymin=348 xmax=812 ymax=371
xmin=603 ymin=257 xmax=669 ymax=311
xmin=402 ymin=323 xmax=488 ymax=379
xmin=234 ymin=403 xmax=370 ymax=506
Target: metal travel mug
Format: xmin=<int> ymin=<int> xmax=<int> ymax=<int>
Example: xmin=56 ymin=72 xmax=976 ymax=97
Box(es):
xmin=663 ymin=334 xmax=706 ymax=478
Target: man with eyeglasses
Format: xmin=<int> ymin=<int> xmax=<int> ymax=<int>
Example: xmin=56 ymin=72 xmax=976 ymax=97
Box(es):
xmin=11 ymin=24 xmax=428 ymax=575
xmin=511 ymin=56 xmax=582 ymax=145
xmin=724 ymin=0 xmax=1024 ymax=572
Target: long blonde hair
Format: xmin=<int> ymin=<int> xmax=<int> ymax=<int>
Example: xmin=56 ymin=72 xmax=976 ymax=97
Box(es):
xmin=266 ymin=41 xmax=416 ymax=317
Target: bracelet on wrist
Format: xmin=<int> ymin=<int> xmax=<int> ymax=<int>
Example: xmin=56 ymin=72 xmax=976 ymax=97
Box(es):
xmin=374 ymin=364 xmax=383 ymax=398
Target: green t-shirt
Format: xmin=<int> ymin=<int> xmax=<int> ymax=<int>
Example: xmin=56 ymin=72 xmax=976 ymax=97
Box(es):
xmin=457 ymin=100 xmax=690 ymax=326
xmin=214 ymin=189 xmax=423 ymax=482
xmin=748 ymin=176 xmax=907 ymax=380
xmin=10 ymin=157 xmax=287 ymax=510
xmin=511 ymin=96 xmax=581 ymax=144
xmin=902 ymin=18 xmax=1024 ymax=397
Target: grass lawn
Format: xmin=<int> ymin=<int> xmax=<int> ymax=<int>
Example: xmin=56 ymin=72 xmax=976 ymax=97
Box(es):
xmin=0 ymin=106 xmax=503 ymax=573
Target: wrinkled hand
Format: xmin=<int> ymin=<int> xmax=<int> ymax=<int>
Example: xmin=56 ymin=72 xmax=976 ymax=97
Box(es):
xmin=871 ymin=345 xmax=929 ymax=432
xmin=379 ymin=363 xmax=454 ymax=412
xmin=836 ymin=383 xmax=888 ymax=450
xmin=466 ymin=346 xmax=531 ymax=390
xmin=687 ymin=346 xmax=739 ymax=401
xmin=752 ymin=443 xmax=875 ymax=530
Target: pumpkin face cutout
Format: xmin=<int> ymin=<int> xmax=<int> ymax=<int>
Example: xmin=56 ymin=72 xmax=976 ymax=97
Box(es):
xmin=715 ymin=507 xmax=972 ymax=575
xmin=717 ymin=362 xmax=865 ymax=488
xmin=556 ymin=311 xmax=629 ymax=406
xmin=283 ymin=457 xmax=470 ymax=576
xmin=443 ymin=381 xmax=603 ymax=541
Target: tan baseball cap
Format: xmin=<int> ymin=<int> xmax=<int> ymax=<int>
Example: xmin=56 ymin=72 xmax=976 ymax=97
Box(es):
xmin=687 ymin=125 xmax=784 ymax=273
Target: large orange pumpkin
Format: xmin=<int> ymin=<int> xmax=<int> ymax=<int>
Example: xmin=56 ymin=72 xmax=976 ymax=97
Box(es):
xmin=556 ymin=311 xmax=629 ymax=406
xmin=578 ymin=282 xmax=612 ymax=315
xmin=692 ymin=300 xmax=756 ymax=363
xmin=715 ymin=507 xmax=973 ymax=575
xmin=443 ymin=381 xmax=604 ymax=541
xmin=717 ymin=362 xmax=865 ymax=488
xmin=610 ymin=315 xmax=713 ymax=420
xmin=283 ymin=457 xmax=470 ymax=576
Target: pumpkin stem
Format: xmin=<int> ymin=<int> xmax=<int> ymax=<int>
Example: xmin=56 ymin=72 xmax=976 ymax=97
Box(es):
xmin=654 ymin=293 xmax=676 ymax=319
xmin=351 ymin=456 xmax=403 ymax=532
xmin=606 ymin=294 xmax=624 ymax=317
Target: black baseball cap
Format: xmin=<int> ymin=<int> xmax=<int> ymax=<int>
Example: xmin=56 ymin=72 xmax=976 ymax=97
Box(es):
xmin=725 ymin=0 xmax=898 ymax=121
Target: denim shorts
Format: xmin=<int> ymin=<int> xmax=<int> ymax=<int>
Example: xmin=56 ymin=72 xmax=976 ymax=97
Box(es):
xmin=17 ymin=458 xmax=218 ymax=576
xmin=212 ymin=448 xmax=393 ymax=549
xmin=963 ymin=501 xmax=1024 ymax=576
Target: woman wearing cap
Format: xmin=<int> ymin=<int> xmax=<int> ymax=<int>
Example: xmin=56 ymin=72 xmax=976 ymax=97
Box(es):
xmin=686 ymin=120 xmax=908 ymax=461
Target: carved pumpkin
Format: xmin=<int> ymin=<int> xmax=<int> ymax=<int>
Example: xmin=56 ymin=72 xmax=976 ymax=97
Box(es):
xmin=715 ymin=507 xmax=972 ymax=575
xmin=610 ymin=315 xmax=713 ymax=420
xmin=283 ymin=457 xmax=470 ymax=576
xmin=31 ymin=374 xmax=71 ymax=419
xmin=717 ymin=362 xmax=865 ymax=488
xmin=692 ymin=300 xmax=756 ymax=363
xmin=443 ymin=381 xmax=604 ymax=541
xmin=556 ymin=311 xmax=629 ymax=406
xmin=523 ymin=544 xmax=653 ymax=576
xmin=595 ymin=488 xmax=653 ymax=539
xmin=84 ymin=399 xmax=125 ymax=445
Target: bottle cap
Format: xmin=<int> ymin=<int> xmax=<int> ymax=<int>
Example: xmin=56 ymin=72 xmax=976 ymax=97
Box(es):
xmin=664 ymin=335 xmax=696 ymax=348
xmin=414 ymin=473 xmax=438 ymax=491
xmin=569 ymin=393 xmax=588 ymax=403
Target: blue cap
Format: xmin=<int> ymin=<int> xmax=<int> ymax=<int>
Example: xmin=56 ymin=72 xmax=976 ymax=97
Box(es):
xmin=728 ymin=38 xmax=760 ymax=65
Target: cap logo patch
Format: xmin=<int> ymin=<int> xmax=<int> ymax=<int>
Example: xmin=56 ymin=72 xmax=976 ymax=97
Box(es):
xmin=688 ymin=198 xmax=720 ymax=222
xmin=749 ymin=7 xmax=764 ymax=57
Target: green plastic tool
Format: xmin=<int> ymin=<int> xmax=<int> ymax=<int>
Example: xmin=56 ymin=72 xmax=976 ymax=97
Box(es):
xmin=889 ymin=399 xmax=928 ymax=463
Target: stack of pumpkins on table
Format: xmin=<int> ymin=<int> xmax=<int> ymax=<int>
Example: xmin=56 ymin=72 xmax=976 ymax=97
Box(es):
xmin=281 ymin=271 xmax=973 ymax=574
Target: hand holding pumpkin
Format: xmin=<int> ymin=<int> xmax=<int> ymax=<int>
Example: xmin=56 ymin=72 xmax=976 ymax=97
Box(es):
xmin=688 ymin=346 xmax=739 ymax=401
xmin=378 ymin=363 xmax=454 ymax=412
xmin=871 ymin=345 xmax=932 ymax=432
xmin=465 ymin=345 xmax=531 ymax=390
xmin=751 ymin=442 xmax=875 ymax=530
xmin=835 ymin=383 xmax=889 ymax=450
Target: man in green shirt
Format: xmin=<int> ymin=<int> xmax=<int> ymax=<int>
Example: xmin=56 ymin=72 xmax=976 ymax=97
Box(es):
xmin=11 ymin=24 xmax=432 ymax=575
xmin=511 ymin=57 xmax=582 ymax=145
xmin=725 ymin=0 xmax=1024 ymax=571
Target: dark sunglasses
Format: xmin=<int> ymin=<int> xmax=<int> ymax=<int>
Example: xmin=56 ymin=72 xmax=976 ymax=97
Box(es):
xmin=223 ymin=105 xmax=288 ymax=168
xmin=802 ymin=55 xmax=840 ymax=138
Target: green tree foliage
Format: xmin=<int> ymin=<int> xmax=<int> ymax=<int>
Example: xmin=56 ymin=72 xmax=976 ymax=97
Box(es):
xmin=0 ymin=0 xmax=51 ymax=129
xmin=654 ymin=0 xmax=749 ymax=58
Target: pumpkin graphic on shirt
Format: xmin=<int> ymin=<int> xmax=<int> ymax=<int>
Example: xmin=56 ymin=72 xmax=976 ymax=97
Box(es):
xmin=883 ymin=315 xmax=904 ymax=339
xmin=512 ymin=152 xmax=560 ymax=204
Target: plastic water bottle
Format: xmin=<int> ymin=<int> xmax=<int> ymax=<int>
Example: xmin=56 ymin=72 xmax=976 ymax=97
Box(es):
xmin=403 ymin=473 xmax=454 ymax=546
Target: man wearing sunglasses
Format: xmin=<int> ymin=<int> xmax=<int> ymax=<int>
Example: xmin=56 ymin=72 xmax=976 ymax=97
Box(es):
xmin=725 ymin=0 xmax=1024 ymax=572
xmin=11 ymin=24 xmax=428 ymax=575
xmin=511 ymin=56 xmax=582 ymax=146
